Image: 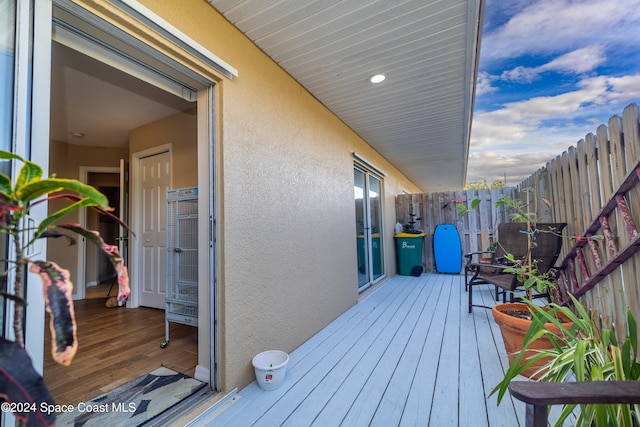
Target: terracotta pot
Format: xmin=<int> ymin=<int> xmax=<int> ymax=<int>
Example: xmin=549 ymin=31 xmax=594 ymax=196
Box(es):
xmin=492 ymin=303 xmax=571 ymax=379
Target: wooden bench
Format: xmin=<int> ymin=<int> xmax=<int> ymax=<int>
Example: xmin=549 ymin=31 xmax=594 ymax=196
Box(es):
xmin=509 ymin=381 xmax=640 ymax=427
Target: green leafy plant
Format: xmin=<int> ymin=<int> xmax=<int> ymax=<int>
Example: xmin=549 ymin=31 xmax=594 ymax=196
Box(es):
xmin=495 ymin=184 xmax=565 ymax=300
xmin=486 ymin=241 xmax=498 ymax=252
xmin=495 ymin=192 xmax=541 ymax=223
xmin=456 ymin=197 xmax=481 ymax=218
xmin=497 ymin=187 xmax=602 ymax=299
xmin=501 ymin=253 xmax=555 ymax=294
xmin=0 ymin=150 xmax=131 ymax=426
xmin=461 ymin=187 xmax=563 ymax=298
xmin=491 ymin=296 xmax=640 ymax=426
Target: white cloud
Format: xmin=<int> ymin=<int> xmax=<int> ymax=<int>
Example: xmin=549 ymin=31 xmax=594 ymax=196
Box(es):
xmin=466 ymin=151 xmax=556 ymax=185
xmin=474 ymin=73 xmax=640 ymax=135
xmin=500 ymin=45 xmax=607 ymax=83
xmin=475 ymin=71 xmax=498 ymax=95
xmin=602 ymin=75 xmax=640 ymax=103
xmin=542 ymin=45 xmax=606 ymax=74
xmin=500 ymin=66 xmax=540 ymax=83
xmin=470 ymin=73 xmax=640 ymax=183
xmin=482 ymin=0 xmax=640 ymax=62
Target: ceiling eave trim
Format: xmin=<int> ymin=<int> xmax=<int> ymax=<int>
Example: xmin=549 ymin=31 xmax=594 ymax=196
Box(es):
xmin=58 ymin=0 xmax=235 ymax=84
xmin=461 ymin=0 xmax=485 ymax=187
xmin=110 ymin=0 xmax=238 ymax=80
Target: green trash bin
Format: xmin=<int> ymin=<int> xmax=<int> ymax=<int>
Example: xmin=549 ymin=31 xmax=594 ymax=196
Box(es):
xmin=395 ymin=232 xmax=425 ymax=276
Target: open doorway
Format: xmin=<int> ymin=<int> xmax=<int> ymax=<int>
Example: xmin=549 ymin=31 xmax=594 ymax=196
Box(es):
xmin=84 ymin=171 xmax=120 ymax=299
xmin=44 ymin=38 xmax=199 ymax=405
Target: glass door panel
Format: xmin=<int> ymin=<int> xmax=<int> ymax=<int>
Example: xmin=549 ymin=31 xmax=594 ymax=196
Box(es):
xmin=368 ymin=174 xmax=383 ymax=282
xmin=354 ymin=166 xmax=385 ymax=291
xmin=354 ymin=168 xmax=369 ymax=289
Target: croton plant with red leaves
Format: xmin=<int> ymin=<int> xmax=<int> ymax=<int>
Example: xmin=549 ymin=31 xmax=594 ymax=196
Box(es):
xmin=0 ymin=151 xmax=131 ymax=426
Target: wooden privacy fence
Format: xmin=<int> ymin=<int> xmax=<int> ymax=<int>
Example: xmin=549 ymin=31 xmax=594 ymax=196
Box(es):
xmin=395 ymin=187 xmax=515 ymax=274
xmin=517 ymin=103 xmax=640 ymax=340
xmin=396 ymin=102 xmax=640 ymax=339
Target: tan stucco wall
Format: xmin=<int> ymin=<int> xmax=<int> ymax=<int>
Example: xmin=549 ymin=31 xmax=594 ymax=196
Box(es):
xmin=129 ymin=109 xmax=198 ymax=190
xmin=47 ymin=140 xmax=128 ymax=293
xmin=48 ymin=140 xmax=128 ymax=177
xmin=137 ymin=0 xmax=422 ymax=392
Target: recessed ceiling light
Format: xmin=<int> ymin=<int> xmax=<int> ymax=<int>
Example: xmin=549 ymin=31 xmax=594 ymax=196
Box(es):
xmin=369 ymin=73 xmax=386 ymax=84
xmin=70 ymin=132 xmax=85 ymax=139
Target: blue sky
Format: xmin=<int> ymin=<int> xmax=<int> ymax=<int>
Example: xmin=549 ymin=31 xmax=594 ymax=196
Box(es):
xmin=467 ymin=0 xmax=640 ymax=186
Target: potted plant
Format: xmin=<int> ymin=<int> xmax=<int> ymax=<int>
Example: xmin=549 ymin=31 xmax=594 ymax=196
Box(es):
xmin=490 ymin=266 xmax=570 ymax=379
xmin=0 ymin=151 xmax=130 ymax=426
xmin=488 ymin=189 xmax=571 ymax=378
xmin=460 ymin=180 xmax=570 ymax=378
xmin=491 ymin=296 xmax=640 ymax=426
xmin=478 ymin=241 xmax=497 ymax=264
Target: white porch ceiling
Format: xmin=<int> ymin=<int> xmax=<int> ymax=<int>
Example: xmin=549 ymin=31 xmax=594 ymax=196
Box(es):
xmin=207 ymin=0 xmax=484 ymax=191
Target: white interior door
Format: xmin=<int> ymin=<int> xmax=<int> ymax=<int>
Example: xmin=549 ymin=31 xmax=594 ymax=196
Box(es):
xmin=138 ymin=150 xmax=171 ymax=309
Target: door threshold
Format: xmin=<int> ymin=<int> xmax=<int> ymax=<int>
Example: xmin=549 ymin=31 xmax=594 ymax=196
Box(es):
xmin=182 ymin=389 xmax=239 ymax=426
xmin=141 ymin=386 xmax=216 ymax=426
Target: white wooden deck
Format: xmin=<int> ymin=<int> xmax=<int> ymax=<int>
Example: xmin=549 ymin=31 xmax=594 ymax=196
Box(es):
xmin=205 ymin=274 xmax=525 ymax=426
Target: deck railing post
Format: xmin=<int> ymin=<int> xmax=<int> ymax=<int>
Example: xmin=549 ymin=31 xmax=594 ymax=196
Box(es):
xmin=524 ymin=403 xmax=548 ymax=427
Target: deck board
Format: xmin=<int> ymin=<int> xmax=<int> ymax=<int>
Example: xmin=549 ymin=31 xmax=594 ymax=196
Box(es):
xmin=279 ymin=280 xmax=424 ymax=426
xmin=399 ymin=275 xmax=450 ymax=426
xmin=476 ymin=285 xmax=524 ymax=426
xmin=429 ymin=275 xmax=461 ymax=426
xmin=370 ymin=276 xmax=442 ymax=426
xmin=341 ymin=276 xmax=439 ymax=425
xmin=459 ymin=278 xmax=490 ymax=427
xmin=207 ymin=274 xmax=523 ymax=426
xmin=292 ymin=276 xmax=436 ymax=426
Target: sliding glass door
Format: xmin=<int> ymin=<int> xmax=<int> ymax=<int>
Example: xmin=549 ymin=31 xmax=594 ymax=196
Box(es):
xmin=0 ymin=0 xmax=15 ymax=340
xmin=354 ymin=166 xmax=385 ymax=291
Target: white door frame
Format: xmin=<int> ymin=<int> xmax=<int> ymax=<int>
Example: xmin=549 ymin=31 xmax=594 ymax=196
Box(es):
xmin=45 ymin=0 xmax=223 ymax=392
xmin=77 ymin=166 xmax=120 ymax=300
xmin=129 ymin=143 xmax=173 ymax=308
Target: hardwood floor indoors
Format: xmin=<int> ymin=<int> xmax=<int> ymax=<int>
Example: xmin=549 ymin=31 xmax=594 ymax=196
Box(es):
xmin=43 ymin=283 xmax=198 ymax=406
